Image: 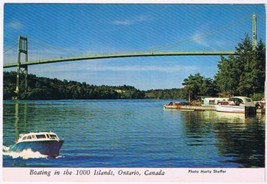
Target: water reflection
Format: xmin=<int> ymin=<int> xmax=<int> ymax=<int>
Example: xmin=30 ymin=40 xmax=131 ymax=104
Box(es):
xmin=181 ymin=111 xmax=265 ymax=167
xmin=14 ymin=102 xmax=29 ymax=139
xmin=14 ymin=103 xmax=19 ymax=140
xmin=4 ymin=101 xmax=29 ymax=143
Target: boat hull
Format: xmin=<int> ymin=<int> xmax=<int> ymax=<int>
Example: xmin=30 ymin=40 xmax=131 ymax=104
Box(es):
xmin=215 ymin=105 xmax=245 ymax=113
xmin=10 ymin=140 xmax=64 ymax=157
xmin=163 ymin=105 xmax=180 ymax=109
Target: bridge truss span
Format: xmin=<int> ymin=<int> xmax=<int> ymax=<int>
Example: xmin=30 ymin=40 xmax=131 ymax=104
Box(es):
xmin=4 ymin=50 xmax=236 ymax=68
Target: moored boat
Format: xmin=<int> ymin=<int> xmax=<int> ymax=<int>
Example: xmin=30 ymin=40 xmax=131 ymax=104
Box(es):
xmin=215 ymin=96 xmax=255 ymax=113
xmin=201 ymin=97 xmax=229 ymax=106
xmin=163 ymin=101 xmax=190 ymax=109
xmin=9 ymin=131 xmax=64 ymax=157
xmin=163 ymin=102 xmax=180 ymax=109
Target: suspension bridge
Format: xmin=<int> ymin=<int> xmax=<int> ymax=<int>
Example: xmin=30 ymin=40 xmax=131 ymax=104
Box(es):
xmin=3 ymin=13 xmax=257 ymax=99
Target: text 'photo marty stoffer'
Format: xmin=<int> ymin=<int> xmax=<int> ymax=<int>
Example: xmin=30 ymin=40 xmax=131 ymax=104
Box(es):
xmin=2 ymin=2 xmax=266 ymax=183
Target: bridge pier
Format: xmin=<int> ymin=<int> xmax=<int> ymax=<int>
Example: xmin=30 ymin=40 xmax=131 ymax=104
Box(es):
xmin=15 ymin=36 xmax=28 ymax=99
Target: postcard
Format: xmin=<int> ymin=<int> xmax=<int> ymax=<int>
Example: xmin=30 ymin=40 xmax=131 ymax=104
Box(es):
xmin=2 ymin=0 xmax=266 ymax=183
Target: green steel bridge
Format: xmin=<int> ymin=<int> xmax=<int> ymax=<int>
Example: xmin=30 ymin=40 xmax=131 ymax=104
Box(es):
xmin=3 ymin=50 xmax=236 ymax=68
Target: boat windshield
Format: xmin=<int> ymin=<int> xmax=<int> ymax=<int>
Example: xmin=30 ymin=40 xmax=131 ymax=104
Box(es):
xmin=229 ymin=98 xmax=244 ymax=105
xmin=50 ymin=134 xmax=57 ymax=139
xmin=36 ymin=134 xmax=46 ymax=139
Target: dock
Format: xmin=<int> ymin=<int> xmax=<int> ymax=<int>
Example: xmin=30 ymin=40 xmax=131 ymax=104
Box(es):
xmin=179 ymin=105 xmax=215 ymax=111
xmin=256 ymin=108 xmax=265 ymax=114
xmin=167 ymin=105 xmax=265 ymax=115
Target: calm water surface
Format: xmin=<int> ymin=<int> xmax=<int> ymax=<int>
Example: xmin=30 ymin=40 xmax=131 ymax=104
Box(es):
xmin=3 ymin=100 xmax=265 ymax=167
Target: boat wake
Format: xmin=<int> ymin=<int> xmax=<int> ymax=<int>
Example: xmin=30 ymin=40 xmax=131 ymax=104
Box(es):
xmin=3 ymin=145 xmax=48 ymax=159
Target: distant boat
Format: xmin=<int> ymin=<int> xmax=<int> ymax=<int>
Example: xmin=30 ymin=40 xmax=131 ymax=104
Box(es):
xmin=9 ymin=131 xmax=64 ymax=157
xmin=215 ymin=96 xmax=255 ymax=113
xmin=163 ymin=101 xmax=190 ymax=109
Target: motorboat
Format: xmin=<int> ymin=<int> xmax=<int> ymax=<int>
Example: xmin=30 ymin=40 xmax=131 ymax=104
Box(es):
xmin=201 ymin=97 xmax=229 ymax=106
xmin=214 ymin=96 xmax=255 ymax=113
xmin=163 ymin=101 xmax=190 ymax=109
xmin=9 ymin=131 xmax=64 ymax=157
xmin=163 ymin=102 xmax=180 ymax=109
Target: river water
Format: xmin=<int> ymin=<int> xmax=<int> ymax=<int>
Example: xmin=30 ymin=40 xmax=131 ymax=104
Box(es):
xmin=3 ymin=100 xmax=265 ymax=168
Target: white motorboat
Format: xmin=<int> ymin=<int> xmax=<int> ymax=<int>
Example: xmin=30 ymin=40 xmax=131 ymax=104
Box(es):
xmin=215 ymin=96 xmax=255 ymax=113
xmin=9 ymin=131 xmax=64 ymax=157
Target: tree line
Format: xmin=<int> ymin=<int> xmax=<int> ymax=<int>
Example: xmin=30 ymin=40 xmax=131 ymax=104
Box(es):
xmin=145 ymin=88 xmax=183 ymax=99
xmin=3 ymin=72 xmax=146 ymax=100
xmin=3 ymin=72 xmax=184 ymax=100
xmin=3 ymin=35 xmax=265 ymax=101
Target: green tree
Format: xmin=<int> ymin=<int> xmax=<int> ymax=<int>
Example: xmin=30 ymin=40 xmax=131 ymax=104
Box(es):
xmin=200 ymin=78 xmax=217 ymax=97
xmin=182 ymin=73 xmax=217 ymax=101
xmin=183 ymin=74 xmax=199 ymax=101
xmin=214 ymin=55 xmax=240 ymax=96
xmin=182 ymin=73 xmax=214 ymax=101
xmin=236 ymin=35 xmax=256 ymax=95
xmin=214 ymin=35 xmax=265 ymax=97
xmin=253 ymin=39 xmax=266 ymax=93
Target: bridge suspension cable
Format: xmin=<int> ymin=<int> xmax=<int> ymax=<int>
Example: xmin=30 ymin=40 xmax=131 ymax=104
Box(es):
xmin=29 ymin=37 xmax=86 ymax=59
xmin=4 ymin=41 xmax=17 ymax=53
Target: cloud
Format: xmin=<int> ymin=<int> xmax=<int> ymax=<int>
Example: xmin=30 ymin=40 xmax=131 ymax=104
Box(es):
xmin=112 ymin=15 xmax=153 ymax=26
xmin=191 ymin=24 xmax=211 ymax=48
xmin=191 ymin=24 xmax=228 ymax=49
xmin=7 ymin=19 xmax=23 ymax=30
xmin=192 ymin=31 xmax=228 ymax=49
xmin=112 ymin=20 xmax=132 ymax=25
xmin=191 ymin=32 xmax=210 ymax=47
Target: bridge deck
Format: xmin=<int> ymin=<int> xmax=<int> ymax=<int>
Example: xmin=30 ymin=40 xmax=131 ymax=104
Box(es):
xmin=3 ymin=51 xmax=235 ymax=68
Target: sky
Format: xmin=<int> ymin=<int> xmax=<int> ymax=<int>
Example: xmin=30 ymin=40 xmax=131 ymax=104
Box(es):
xmin=3 ymin=3 xmax=266 ymax=90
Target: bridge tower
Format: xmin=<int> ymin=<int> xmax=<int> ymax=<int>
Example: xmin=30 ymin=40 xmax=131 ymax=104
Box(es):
xmin=252 ymin=13 xmax=257 ymax=50
xmin=15 ymin=36 xmax=28 ymax=99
